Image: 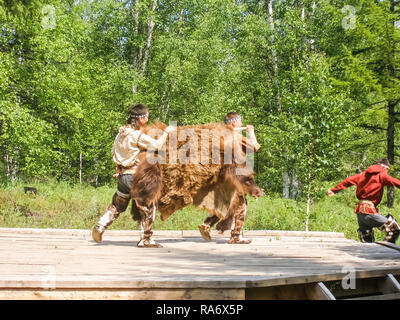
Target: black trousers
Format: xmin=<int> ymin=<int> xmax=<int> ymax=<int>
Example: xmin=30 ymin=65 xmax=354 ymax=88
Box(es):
xmin=357 ymin=213 xmax=388 ymax=232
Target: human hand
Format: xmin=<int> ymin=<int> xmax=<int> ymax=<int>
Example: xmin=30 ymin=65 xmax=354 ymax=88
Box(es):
xmin=327 ymin=189 xmax=335 ymax=197
xmin=113 ymin=166 xmax=121 ymax=178
xmin=246 ymin=125 xmax=255 ymax=133
xmin=165 ymin=125 xmax=176 ymax=134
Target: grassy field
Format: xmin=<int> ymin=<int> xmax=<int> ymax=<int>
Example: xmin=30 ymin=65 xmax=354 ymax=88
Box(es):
xmin=1 ymin=179 xmax=400 ymax=242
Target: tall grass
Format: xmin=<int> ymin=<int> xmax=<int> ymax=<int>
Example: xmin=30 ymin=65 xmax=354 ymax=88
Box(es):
xmin=1 ymin=179 xmax=399 ymax=241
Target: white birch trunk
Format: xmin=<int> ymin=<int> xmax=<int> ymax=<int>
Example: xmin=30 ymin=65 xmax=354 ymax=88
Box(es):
xmin=79 ymin=152 xmax=82 ymax=184
xmin=141 ymin=0 xmax=157 ymax=74
xmin=161 ymin=85 xmax=170 ymax=122
xmin=133 ymin=0 xmax=140 ymax=94
xmin=282 ymin=172 xmax=290 ymax=199
xmin=310 ymin=1 xmax=316 ymax=51
xmin=134 ymin=0 xmax=140 ymax=37
xmin=305 ymin=172 xmax=312 ymax=232
xmin=4 ymin=153 xmax=10 ymax=178
xmin=134 ymin=0 xmax=141 ymax=64
xmin=269 ymin=0 xmax=295 ymax=198
xmin=133 ymin=0 xmax=157 ymax=94
xmin=177 ymin=8 xmax=185 ymax=36
xmin=12 ymin=146 xmax=19 ymax=181
xmin=268 ymin=0 xmax=281 ymax=112
xmin=291 ymin=174 xmax=299 ymax=199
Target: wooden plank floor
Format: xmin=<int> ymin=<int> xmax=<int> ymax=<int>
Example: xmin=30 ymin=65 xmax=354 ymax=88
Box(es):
xmin=0 ymin=228 xmax=399 ymax=299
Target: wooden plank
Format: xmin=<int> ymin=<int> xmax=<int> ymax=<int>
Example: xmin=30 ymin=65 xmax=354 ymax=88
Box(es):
xmin=1 ymin=256 xmax=398 ymax=271
xmin=185 ymin=230 xmax=346 ymax=238
xmin=0 ymin=274 xmax=250 ymax=289
xmin=1 ymin=259 xmax=398 ymax=272
xmin=375 ymin=241 xmax=400 ymax=252
xmin=8 ymin=270 xmax=399 ymax=290
xmin=0 ymin=227 xmax=345 ymax=239
xmin=0 ymin=228 xmax=138 ymax=236
xmin=305 ymin=282 xmax=336 ymax=300
xmin=0 ymin=288 xmax=245 ymax=300
xmin=0 ymin=228 xmax=399 ymax=295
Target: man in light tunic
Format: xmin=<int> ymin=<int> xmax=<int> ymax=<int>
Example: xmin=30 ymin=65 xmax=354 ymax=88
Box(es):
xmin=92 ymin=104 xmax=175 ymax=247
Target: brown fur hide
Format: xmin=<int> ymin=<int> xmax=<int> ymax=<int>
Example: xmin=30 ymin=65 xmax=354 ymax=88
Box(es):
xmin=130 ymin=122 xmax=263 ymax=231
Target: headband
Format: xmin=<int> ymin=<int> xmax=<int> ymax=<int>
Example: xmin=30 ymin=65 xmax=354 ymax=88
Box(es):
xmin=131 ymin=112 xmax=149 ymax=119
xmin=225 ymin=115 xmax=241 ymax=124
xmin=380 ymin=163 xmax=390 ymax=169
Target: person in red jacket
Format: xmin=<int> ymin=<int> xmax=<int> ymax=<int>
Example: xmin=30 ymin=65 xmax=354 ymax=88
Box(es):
xmin=328 ymin=158 xmax=400 ymax=243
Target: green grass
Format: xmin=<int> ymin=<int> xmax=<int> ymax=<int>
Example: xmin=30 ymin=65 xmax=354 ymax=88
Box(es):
xmin=1 ymin=179 xmax=399 ymax=242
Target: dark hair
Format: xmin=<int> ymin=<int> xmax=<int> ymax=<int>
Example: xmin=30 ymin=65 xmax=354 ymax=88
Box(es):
xmin=224 ymin=112 xmax=241 ymax=124
xmin=375 ymin=158 xmax=390 ymax=168
xmin=127 ymin=104 xmax=149 ymax=129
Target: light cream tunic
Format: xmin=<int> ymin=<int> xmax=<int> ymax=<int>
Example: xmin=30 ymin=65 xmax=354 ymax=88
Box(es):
xmin=112 ymin=125 xmax=168 ymax=174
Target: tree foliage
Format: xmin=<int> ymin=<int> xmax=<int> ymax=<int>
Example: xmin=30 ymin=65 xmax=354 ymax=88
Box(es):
xmin=0 ymin=0 xmax=399 ymax=210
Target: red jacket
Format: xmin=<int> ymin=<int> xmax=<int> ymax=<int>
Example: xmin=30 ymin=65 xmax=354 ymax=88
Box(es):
xmin=331 ymin=164 xmax=400 ymax=207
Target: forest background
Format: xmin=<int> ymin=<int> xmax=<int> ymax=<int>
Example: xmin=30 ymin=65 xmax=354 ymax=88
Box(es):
xmin=1 ymin=0 xmax=399 ymax=241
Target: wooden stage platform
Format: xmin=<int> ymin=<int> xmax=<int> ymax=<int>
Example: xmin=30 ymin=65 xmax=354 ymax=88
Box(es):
xmin=0 ymin=227 xmax=400 ymax=300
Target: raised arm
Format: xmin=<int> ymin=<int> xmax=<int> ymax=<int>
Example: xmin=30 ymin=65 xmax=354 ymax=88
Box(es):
xmin=382 ymin=172 xmax=400 ymax=189
xmin=329 ymin=173 xmax=361 ymax=195
xmin=137 ymin=126 xmax=175 ymax=150
xmin=246 ymin=125 xmax=260 ymax=152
